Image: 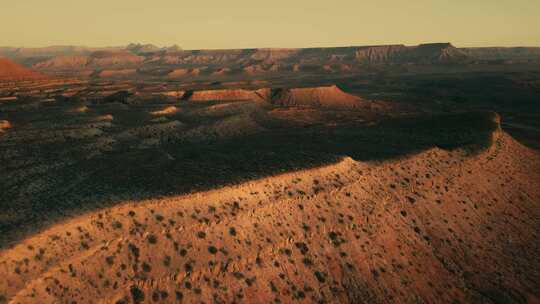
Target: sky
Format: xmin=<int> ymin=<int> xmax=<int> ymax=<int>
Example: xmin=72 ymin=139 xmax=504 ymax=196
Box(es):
xmin=1 ymin=0 xmax=539 ymax=49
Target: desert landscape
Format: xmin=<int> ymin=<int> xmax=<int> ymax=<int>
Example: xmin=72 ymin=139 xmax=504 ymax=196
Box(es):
xmin=1 ymin=40 xmax=540 ymax=304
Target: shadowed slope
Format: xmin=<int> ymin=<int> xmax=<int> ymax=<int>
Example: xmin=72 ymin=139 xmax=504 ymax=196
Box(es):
xmin=0 ymin=112 xmax=538 ymax=303
xmin=0 ymin=111 xmax=503 ymax=248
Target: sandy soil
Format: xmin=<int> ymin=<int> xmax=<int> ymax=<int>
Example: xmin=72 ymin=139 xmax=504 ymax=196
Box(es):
xmin=1 ymin=60 xmax=539 ymax=303
xmin=1 ymin=119 xmax=539 ymax=303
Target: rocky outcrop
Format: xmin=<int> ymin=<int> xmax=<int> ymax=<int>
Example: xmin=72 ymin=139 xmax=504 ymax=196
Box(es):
xmin=0 ymin=120 xmax=11 ymax=133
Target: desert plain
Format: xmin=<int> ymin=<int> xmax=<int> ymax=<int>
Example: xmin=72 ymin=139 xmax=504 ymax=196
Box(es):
xmin=0 ymin=43 xmax=539 ymax=303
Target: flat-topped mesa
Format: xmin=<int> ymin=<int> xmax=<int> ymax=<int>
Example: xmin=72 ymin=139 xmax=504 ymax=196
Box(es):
xmin=249 ymin=48 xmax=301 ymax=62
xmin=353 ymin=43 xmax=469 ymax=64
xmin=266 ymin=85 xmax=363 ymax=108
xmin=411 ymin=43 xmax=469 ymax=63
xmin=354 ymin=44 xmax=408 ymax=63
xmin=180 ymin=85 xmax=365 ymax=108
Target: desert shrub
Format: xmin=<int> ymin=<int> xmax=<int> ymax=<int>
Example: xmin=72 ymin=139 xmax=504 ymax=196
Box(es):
xmin=130 ymin=285 xmax=145 ymax=303
xmin=314 ymin=271 xmax=326 ymax=283
xmin=175 ymin=291 xmax=183 ymax=300
xmin=302 ymin=258 xmax=313 ymax=266
xmin=163 ymin=255 xmax=171 ymax=266
xmin=105 ymin=256 xmax=115 ymax=266
xmin=295 ymin=242 xmax=309 ymax=255
xmin=112 ymin=221 xmax=122 ymax=229
xmin=147 ymin=234 xmax=158 ymax=244
xmin=142 ymin=262 xmax=152 ymax=272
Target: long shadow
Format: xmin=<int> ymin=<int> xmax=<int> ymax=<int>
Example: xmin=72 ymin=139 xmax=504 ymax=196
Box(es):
xmin=0 ymin=111 xmax=499 ymax=248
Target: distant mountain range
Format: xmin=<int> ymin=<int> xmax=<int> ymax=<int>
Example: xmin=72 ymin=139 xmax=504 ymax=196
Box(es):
xmin=0 ymin=44 xmax=179 ymax=63
xmin=1 ymin=43 xmax=540 ymax=79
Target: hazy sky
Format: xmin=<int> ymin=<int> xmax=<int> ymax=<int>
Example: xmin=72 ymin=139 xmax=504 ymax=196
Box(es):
xmin=1 ymin=0 xmax=539 ymax=49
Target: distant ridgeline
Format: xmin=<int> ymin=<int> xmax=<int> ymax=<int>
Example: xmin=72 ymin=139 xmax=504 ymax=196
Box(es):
xmin=1 ymin=43 xmax=539 ymax=79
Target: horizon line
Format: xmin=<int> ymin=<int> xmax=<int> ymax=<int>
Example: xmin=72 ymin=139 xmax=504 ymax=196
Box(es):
xmin=2 ymin=42 xmax=540 ymax=52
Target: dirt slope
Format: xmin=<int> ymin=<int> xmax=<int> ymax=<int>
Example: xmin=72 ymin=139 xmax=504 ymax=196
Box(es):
xmin=0 ymin=57 xmax=48 ymax=81
xmin=1 ymin=115 xmax=539 ymax=303
xmin=267 ymin=85 xmax=364 ymax=108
